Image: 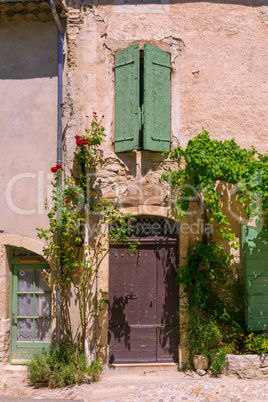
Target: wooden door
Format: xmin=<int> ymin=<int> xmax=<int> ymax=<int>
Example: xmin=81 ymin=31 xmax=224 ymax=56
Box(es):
xmin=108 ymin=239 xmax=179 ymax=364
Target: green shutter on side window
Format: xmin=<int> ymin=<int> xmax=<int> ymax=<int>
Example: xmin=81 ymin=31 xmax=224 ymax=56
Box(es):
xmin=143 ymin=44 xmax=171 ymax=152
xmin=242 ymin=225 xmax=268 ymax=331
xmin=114 ymin=44 xmax=140 ymax=152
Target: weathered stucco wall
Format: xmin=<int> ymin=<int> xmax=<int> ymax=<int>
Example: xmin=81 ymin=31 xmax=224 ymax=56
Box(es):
xmin=1 ymin=0 xmax=267 ymax=365
xmin=0 ymin=21 xmax=59 ymax=239
xmin=64 ymin=1 xmax=268 ymax=150
xmin=59 ymin=1 xmax=268 ymax=363
xmin=62 ymin=0 xmax=268 ymax=211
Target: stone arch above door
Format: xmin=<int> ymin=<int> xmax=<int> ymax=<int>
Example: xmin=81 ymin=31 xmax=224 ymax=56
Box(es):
xmin=0 ymin=234 xmax=44 ymax=257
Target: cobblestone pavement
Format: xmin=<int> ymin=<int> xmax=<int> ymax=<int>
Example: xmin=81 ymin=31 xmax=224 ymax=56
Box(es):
xmin=0 ymin=365 xmax=268 ymax=401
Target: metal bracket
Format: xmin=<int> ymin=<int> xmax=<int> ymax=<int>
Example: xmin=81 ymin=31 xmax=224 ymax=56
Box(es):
xmin=126 ymin=291 xmax=138 ymax=299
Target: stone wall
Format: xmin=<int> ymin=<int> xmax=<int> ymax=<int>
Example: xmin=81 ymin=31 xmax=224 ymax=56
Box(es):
xmin=62 ymin=0 xmax=268 ymax=210
xmin=59 ymin=0 xmax=268 ymax=364
xmin=225 ymin=354 xmax=268 ymax=379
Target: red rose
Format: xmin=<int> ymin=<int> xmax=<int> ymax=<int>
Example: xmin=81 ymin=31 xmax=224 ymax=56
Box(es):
xmin=65 ymin=198 xmax=69 ymax=204
xmin=51 ymin=166 xmax=57 ymax=172
xmin=76 ymin=139 xmax=85 ymax=146
xmin=75 ymin=135 xmax=81 ymax=140
xmin=56 ymin=164 xmax=62 ymax=169
xmin=93 ymin=111 xmax=97 ymax=115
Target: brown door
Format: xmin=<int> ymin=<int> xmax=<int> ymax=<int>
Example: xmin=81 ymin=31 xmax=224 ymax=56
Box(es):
xmin=108 ymin=238 xmax=179 ymax=364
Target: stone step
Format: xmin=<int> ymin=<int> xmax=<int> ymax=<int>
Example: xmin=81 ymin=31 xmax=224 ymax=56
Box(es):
xmin=108 ymin=362 xmax=178 ymax=374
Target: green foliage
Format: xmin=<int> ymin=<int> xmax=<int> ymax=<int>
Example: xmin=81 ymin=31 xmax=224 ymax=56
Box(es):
xmin=162 ymin=130 xmax=268 ymax=374
xmin=27 ymin=343 xmax=102 ymax=388
xmin=178 ymin=242 xmax=246 ymax=337
xmin=179 ymin=243 xmax=246 ymax=374
xmin=163 ymin=128 xmax=268 ymax=246
xmin=245 ymin=332 xmax=268 ymax=354
xmin=37 ymin=113 xmax=137 ymax=349
xmin=186 ymin=316 xmax=223 ymax=357
xmin=210 ymin=345 xmax=233 ymax=377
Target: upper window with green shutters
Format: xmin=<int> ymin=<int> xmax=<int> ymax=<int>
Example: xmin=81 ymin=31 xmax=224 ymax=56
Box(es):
xmin=114 ymin=44 xmax=171 ymax=153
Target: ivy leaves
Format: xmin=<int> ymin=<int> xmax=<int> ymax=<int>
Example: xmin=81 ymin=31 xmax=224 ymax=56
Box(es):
xmin=163 ymin=128 xmax=268 ymax=245
xmin=163 ymin=129 xmax=267 ymax=366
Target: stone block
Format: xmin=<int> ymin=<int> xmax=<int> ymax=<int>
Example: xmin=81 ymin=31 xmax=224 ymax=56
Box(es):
xmin=225 ymin=355 xmax=262 ymax=379
xmin=21 ymin=237 xmax=43 ymax=256
xmin=0 ymin=319 xmax=9 ymax=332
xmin=236 ymin=368 xmax=261 ymax=379
xmin=260 ymin=354 xmax=268 ymax=368
xmin=261 ymin=367 xmax=268 ymax=375
xmin=0 ymin=279 xmax=9 ymax=319
xmin=196 ymin=369 xmax=206 ymax=376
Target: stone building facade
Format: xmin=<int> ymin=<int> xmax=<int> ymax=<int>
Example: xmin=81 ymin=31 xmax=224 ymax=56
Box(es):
xmin=0 ymin=0 xmax=267 ymax=366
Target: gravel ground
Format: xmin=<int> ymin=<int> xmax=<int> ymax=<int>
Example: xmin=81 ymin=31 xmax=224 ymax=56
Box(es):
xmin=0 ymin=365 xmax=268 ymax=401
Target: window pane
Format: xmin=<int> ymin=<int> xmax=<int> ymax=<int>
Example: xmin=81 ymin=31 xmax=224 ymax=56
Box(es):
xmin=18 ymin=270 xmax=33 ymax=292
xmin=18 ymin=294 xmax=33 ymax=317
xmin=36 ymin=294 xmax=51 ymax=317
xmin=35 ymin=319 xmax=51 ymax=342
xmin=35 ymin=270 xmax=50 ymax=292
xmin=17 ymin=318 xmax=33 ymax=341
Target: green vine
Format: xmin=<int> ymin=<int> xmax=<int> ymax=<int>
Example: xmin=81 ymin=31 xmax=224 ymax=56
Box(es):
xmin=163 ymin=128 xmax=268 ymax=246
xmin=38 ymin=113 xmax=136 ymax=353
xmin=163 ymin=129 xmax=268 ymax=374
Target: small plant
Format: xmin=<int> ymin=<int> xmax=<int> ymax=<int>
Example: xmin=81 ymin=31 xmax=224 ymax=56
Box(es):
xmin=186 ymin=316 xmax=223 ymax=358
xmin=27 ymin=342 xmax=102 ymax=388
xmin=3 ymin=383 xmax=7 ymax=388
xmin=210 ymin=345 xmax=234 ymax=376
xmin=245 ymin=332 xmax=268 ymax=354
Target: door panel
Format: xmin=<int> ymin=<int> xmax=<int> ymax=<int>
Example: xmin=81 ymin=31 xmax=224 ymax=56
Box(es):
xmin=156 ymin=244 xmax=178 ymax=326
xmin=109 ymin=240 xmax=179 ymax=364
xmin=156 ymin=244 xmax=179 ymax=362
xmin=11 ymin=264 xmax=51 ymax=362
xmin=157 ymin=327 xmax=179 ymax=362
xmin=109 ymin=326 xmax=157 ymax=363
xmin=109 ymin=246 xmax=157 ymax=363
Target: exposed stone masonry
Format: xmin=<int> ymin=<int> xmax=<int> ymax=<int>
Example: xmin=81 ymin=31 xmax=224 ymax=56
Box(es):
xmin=225 ymin=354 xmax=268 ymax=379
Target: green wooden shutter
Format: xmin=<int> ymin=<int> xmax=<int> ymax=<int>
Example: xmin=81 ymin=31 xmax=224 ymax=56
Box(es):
xmin=242 ymin=225 xmax=268 ymax=331
xmin=114 ymin=44 xmax=140 ymax=153
xmin=143 ymin=44 xmax=171 ymax=152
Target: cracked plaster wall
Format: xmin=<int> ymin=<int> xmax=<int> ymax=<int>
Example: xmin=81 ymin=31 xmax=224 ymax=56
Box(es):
xmin=63 ymin=0 xmax=268 ymax=211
